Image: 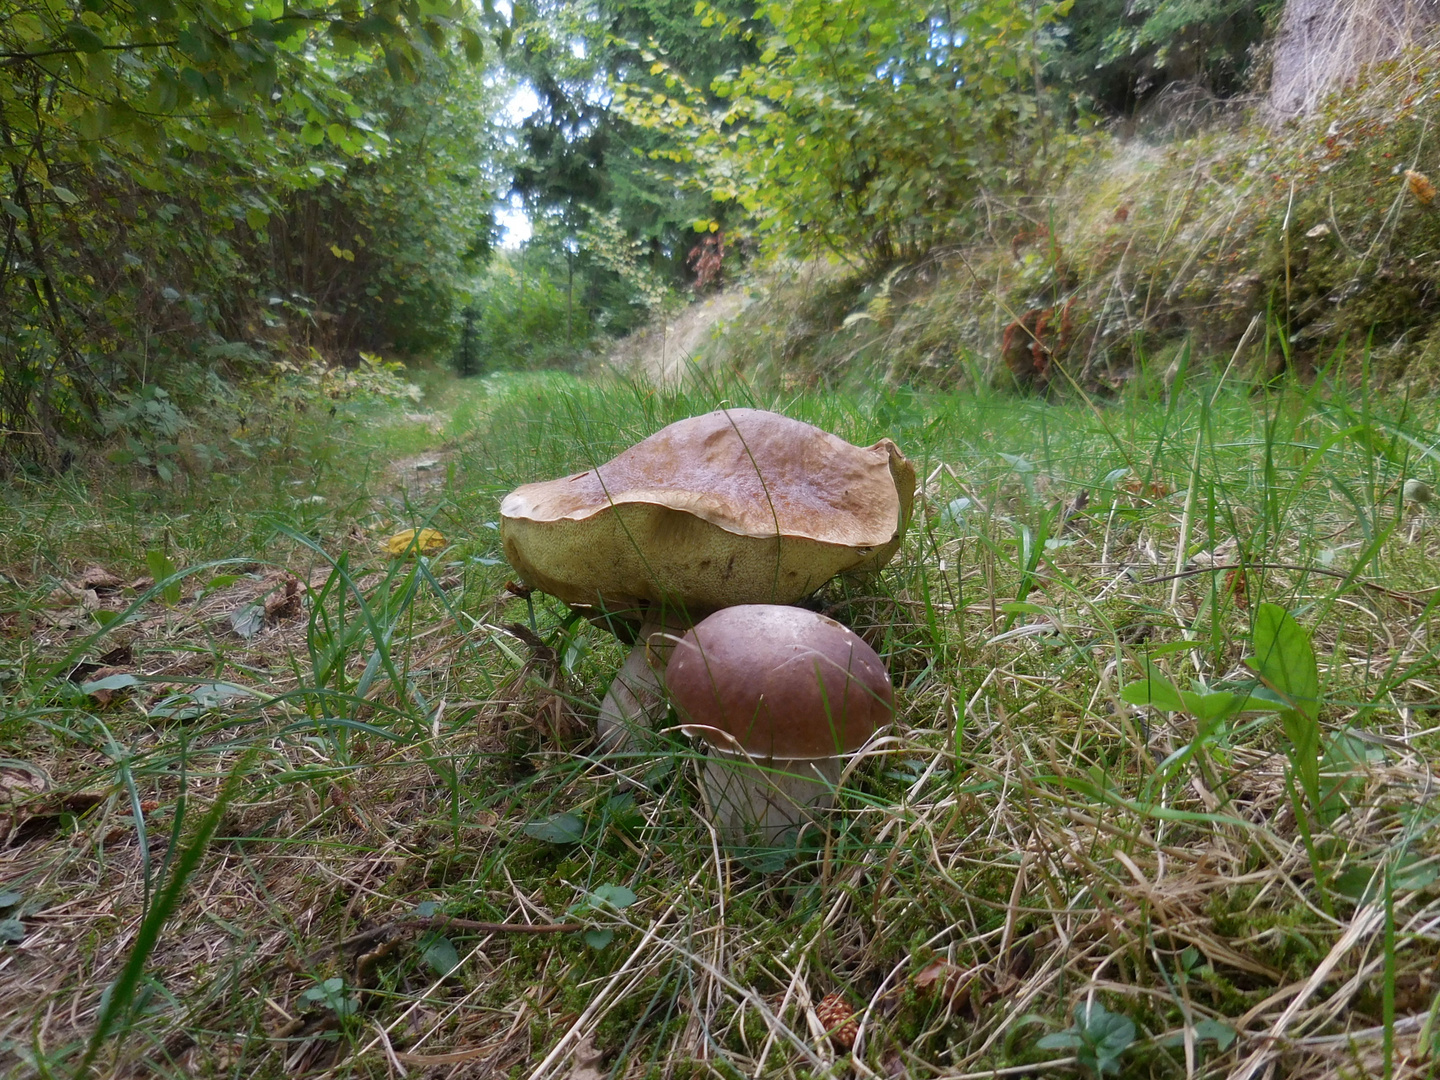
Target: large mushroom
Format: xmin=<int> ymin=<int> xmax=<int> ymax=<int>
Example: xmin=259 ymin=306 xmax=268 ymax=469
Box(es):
xmin=665 ymin=604 xmax=894 ymax=843
xmin=499 ymin=408 xmax=914 ymax=747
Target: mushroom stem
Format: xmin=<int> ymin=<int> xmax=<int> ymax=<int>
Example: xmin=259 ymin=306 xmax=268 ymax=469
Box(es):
xmin=699 ymin=750 xmax=842 ymax=845
xmin=596 ymin=612 xmax=689 ymax=750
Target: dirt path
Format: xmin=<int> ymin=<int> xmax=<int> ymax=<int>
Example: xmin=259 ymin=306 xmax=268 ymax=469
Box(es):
xmin=605 ymin=288 xmax=746 ymax=385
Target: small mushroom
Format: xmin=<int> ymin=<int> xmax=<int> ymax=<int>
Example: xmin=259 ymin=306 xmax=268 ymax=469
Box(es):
xmin=500 ymin=409 xmax=914 ymax=748
xmin=665 ymin=605 xmax=893 ymax=843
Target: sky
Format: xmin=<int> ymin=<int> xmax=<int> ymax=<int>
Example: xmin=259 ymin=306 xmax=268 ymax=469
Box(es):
xmin=495 ymin=82 xmax=540 ymax=247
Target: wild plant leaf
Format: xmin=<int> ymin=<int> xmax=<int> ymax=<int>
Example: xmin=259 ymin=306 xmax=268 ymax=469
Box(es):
xmin=1035 ymin=1031 xmax=1083 ymax=1050
xmin=1334 ymin=865 xmax=1379 ymax=903
xmin=1250 ymin=604 xmax=1322 ymax=812
xmin=589 ymin=884 xmax=637 ymax=910
xmin=1249 ymin=604 xmax=1320 ymax=721
xmin=145 ymin=549 xmax=182 ymax=605
xmin=1120 ymin=664 xmax=1185 ymax=712
xmin=1179 ymin=690 xmax=1243 ymax=723
xmin=421 ymin=934 xmax=460 ymax=976
xmin=1281 ymin=707 xmax=1322 ymax=814
xmin=0 ymin=891 xmax=22 ymax=908
xmin=583 ymin=929 xmax=614 ymax=950
xmin=523 ymin=812 xmax=584 ymax=844
xmin=0 ymin=918 xmax=25 ymax=942
xmin=1192 ymin=1019 xmax=1237 ymax=1049
xmin=1073 ymin=1001 xmax=1136 ymax=1073
xmin=1035 ymin=1002 xmax=1135 ymax=1074
xmin=1160 ymin=1018 xmax=1236 ymax=1049
xmin=301 ymin=975 xmax=357 ymax=1017
xmin=81 ymin=673 xmax=140 ymax=694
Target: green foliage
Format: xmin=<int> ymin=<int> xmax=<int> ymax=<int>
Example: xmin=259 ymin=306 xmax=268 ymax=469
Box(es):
xmin=1249 ymin=602 xmax=1323 ymax=814
xmin=80 ymin=751 xmax=257 ymax=1071
xmin=0 ymin=0 xmax=505 ymax=464
xmin=262 ymin=57 xmax=507 ymax=359
xmin=617 ymin=0 xmax=1077 ymax=267
xmin=1035 ymin=1001 xmax=1137 ymax=1075
xmin=509 ymin=0 xmax=755 ymax=269
xmin=299 ymin=976 xmax=360 ymax=1019
xmin=460 ymin=248 xmax=590 ymax=370
xmin=1051 ymin=0 xmax=1274 ymax=116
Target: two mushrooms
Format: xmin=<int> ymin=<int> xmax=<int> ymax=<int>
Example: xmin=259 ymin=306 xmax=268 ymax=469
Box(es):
xmin=500 ymin=408 xmax=914 ymax=842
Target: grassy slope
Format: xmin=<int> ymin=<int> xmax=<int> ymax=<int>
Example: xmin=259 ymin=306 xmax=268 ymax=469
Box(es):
xmin=709 ymin=42 xmax=1440 ymax=398
xmin=2 ymin=366 xmax=1440 ymax=1079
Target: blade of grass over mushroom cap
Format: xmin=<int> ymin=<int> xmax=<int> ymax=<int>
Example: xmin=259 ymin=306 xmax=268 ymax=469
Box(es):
xmin=498 ymin=408 xmax=915 ymax=611
xmin=498 ymin=408 xmax=915 ymax=747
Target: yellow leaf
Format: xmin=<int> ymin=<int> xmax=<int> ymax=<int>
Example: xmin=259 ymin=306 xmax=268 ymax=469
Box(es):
xmin=385 ymin=528 xmax=446 ymax=557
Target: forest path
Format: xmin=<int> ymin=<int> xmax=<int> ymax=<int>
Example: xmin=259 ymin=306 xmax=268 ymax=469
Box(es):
xmin=606 ymin=288 xmax=746 ymax=385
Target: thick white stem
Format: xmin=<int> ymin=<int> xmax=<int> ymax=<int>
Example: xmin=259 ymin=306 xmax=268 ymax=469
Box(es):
xmin=596 ymin=613 xmax=688 ymax=750
xmin=699 ymin=750 xmax=843 ymax=845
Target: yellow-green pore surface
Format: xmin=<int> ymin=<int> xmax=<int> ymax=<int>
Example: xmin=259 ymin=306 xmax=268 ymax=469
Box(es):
xmin=500 ymin=408 xmax=916 ymax=613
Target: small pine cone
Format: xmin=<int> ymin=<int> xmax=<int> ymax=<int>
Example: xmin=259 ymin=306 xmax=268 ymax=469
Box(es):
xmin=1406 ymin=169 xmax=1436 ymax=205
xmin=815 ymin=992 xmax=859 ymax=1051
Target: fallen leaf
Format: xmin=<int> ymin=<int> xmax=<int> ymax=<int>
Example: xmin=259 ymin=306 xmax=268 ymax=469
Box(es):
xmin=1189 ymin=537 xmax=1238 ymax=569
xmin=0 ymin=763 xmax=50 ymax=838
xmin=78 ymin=566 xmax=124 ymax=591
xmin=1123 ymin=478 xmax=1172 ymax=499
xmin=914 ymin=959 xmax=960 ymax=991
xmin=567 ymin=1037 xmax=605 ymax=1080
xmin=230 ymin=603 xmax=264 ymax=639
xmin=385 ymin=528 xmax=446 ymax=557
xmin=1225 ymin=567 xmax=1249 ymax=608
xmin=264 ymin=577 xmax=302 ymax=621
xmin=99 ymin=641 xmax=133 ymax=665
xmin=45 ymin=583 xmax=87 ymax=608
xmin=81 ymin=667 xmax=139 ymax=707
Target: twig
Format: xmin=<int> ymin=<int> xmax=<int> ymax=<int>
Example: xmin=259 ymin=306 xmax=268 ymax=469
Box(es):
xmin=1140 ymin=561 xmax=1435 ymax=604
xmin=309 ymin=914 xmax=581 ymax=962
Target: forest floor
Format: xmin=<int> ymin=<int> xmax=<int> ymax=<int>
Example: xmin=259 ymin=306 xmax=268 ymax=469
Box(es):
xmin=3 ymin=364 xmax=1440 ymax=1080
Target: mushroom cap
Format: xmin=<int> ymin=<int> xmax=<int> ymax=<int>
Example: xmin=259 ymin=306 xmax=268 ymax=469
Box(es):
xmin=665 ymin=605 xmax=893 ymax=760
xmin=500 ymin=409 xmax=915 ymax=615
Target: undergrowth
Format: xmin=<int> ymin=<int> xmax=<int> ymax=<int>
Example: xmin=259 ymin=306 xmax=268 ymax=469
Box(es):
xmin=2 ymin=361 xmax=1439 ymax=1079
xmin=708 ymin=36 xmax=1440 ymax=399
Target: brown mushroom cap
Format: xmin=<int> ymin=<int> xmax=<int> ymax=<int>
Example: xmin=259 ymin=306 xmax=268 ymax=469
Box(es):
xmin=500 ymin=409 xmax=915 ymax=615
xmin=665 ymin=605 xmax=893 ymax=760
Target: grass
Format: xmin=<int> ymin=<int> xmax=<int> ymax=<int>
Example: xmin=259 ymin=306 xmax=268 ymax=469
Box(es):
xmin=2 ymin=357 xmax=1440 ymax=1079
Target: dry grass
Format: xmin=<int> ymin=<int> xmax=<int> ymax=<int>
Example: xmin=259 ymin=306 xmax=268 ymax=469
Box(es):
xmin=2 ymin=369 xmax=1440 ymax=1079
xmin=705 ymin=35 xmax=1440 ymax=401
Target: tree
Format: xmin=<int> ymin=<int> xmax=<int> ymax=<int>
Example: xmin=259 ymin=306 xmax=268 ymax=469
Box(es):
xmin=505 ymin=0 xmax=756 ymax=308
xmin=0 ymin=0 xmax=503 ymax=463
xmin=1050 ymin=0 xmax=1274 ymax=118
xmin=617 ymin=0 xmax=1075 ymax=268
